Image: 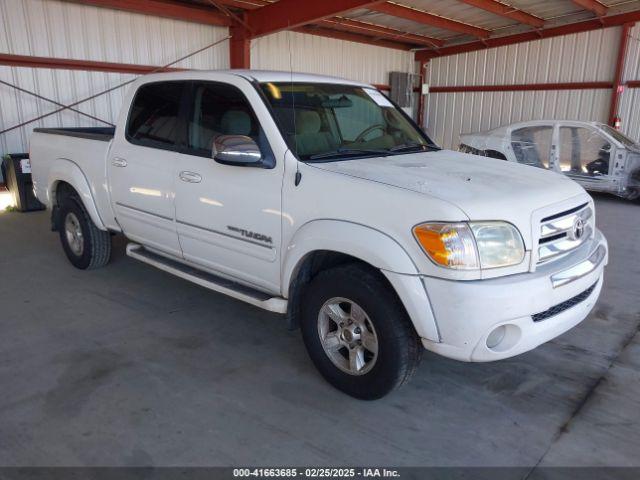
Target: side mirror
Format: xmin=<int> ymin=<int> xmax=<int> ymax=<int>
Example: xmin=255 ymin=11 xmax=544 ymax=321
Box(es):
xmin=212 ymin=135 xmax=262 ymax=166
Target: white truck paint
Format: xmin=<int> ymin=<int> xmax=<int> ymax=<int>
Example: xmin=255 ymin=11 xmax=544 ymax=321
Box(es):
xmin=30 ymin=71 xmax=608 ymax=399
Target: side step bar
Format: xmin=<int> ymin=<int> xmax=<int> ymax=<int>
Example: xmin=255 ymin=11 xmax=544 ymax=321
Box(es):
xmin=126 ymin=243 xmax=288 ymax=314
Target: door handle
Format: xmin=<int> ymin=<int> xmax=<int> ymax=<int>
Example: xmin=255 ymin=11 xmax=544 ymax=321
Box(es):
xmin=112 ymin=157 xmax=128 ymax=167
xmin=179 ymin=171 xmax=202 ymax=183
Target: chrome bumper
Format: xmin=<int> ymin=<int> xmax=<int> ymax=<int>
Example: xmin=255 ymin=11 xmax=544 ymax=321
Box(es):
xmin=551 ymin=244 xmax=607 ymax=288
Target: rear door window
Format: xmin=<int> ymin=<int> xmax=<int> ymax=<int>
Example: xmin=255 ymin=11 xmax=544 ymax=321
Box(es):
xmin=126 ymin=82 xmax=186 ymax=150
xmin=511 ymin=126 xmax=553 ymax=168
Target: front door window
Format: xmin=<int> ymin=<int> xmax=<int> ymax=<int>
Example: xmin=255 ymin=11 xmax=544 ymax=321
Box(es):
xmin=559 ymin=126 xmax=611 ymax=177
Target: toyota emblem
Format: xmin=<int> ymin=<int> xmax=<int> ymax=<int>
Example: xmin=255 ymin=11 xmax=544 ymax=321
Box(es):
xmin=572 ymin=217 xmax=585 ymax=240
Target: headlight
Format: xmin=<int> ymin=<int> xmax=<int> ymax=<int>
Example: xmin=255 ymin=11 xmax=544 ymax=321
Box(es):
xmin=469 ymin=222 xmax=525 ymax=268
xmin=413 ymin=222 xmax=524 ymax=270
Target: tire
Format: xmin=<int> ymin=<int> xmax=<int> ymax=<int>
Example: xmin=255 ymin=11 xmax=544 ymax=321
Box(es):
xmin=58 ymin=196 xmax=111 ymax=270
xmin=300 ymin=263 xmax=422 ymax=400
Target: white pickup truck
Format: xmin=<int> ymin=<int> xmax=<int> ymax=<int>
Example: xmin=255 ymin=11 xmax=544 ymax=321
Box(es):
xmin=31 ymin=70 xmax=608 ymax=399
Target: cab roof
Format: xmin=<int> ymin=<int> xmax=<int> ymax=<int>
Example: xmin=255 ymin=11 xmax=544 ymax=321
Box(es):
xmin=135 ymin=69 xmax=372 ymax=88
xmin=231 ymin=70 xmax=371 ymax=88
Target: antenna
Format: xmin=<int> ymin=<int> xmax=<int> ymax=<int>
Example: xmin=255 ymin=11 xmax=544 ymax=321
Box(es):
xmin=287 ymin=25 xmax=302 ymax=186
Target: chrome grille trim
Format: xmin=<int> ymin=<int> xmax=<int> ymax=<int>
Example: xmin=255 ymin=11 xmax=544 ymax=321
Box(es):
xmin=540 ymin=203 xmax=588 ymax=222
xmin=537 ymin=203 xmax=594 ymax=263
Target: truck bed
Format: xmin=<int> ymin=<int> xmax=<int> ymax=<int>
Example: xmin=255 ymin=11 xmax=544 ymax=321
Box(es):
xmin=33 ymin=127 xmax=115 ymax=142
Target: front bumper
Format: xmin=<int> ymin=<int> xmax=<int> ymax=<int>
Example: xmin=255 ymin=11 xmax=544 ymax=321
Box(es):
xmin=420 ymin=229 xmax=608 ymax=362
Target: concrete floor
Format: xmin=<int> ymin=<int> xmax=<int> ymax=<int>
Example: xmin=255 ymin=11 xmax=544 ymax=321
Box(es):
xmin=0 ymin=194 xmax=638 ymax=468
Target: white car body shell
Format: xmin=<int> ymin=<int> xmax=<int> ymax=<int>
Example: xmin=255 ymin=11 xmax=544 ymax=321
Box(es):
xmin=460 ymin=119 xmax=640 ymax=199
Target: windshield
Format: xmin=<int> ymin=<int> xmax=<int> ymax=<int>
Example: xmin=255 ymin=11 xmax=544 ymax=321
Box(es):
xmin=260 ymin=82 xmax=437 ymax=161
xmin=600 ymin=124 xmax=640 ymax=150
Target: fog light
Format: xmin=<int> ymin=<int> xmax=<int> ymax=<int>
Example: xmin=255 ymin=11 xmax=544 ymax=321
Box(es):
xmin=486 ymin=326 xmax=506 ymax=349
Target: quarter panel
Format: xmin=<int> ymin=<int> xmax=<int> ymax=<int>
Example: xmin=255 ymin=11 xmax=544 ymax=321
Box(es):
xmin=47 ymin=159 xmax=106 ymax=230
xmin=31 ymin=132 xmax=118 ymax=231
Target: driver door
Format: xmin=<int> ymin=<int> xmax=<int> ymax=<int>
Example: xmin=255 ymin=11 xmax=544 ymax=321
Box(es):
xmin=557 ymin=124 xmax=613 ymax=189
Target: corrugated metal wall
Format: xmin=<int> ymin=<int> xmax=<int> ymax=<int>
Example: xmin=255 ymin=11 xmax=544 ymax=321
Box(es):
xmin=619 ymin=22 xmax=640 ymax=142
xmin=250 ymin=31 xmax=415 ymax=85
xmin=424 ymin=27 xmax=624 ymax=149
xmin=0 ymin=0 xmax=230 ymax=155
xmin=0 ymin=1 xmax=416 ymax=157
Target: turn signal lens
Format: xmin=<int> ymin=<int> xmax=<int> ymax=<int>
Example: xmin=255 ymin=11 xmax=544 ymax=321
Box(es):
xmin=413 ymin=223 xmax=479 ymax=269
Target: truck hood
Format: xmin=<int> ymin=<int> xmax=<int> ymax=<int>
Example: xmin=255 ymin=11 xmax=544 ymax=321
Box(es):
xmin=310 ymin=149 xmax=586 ymax=223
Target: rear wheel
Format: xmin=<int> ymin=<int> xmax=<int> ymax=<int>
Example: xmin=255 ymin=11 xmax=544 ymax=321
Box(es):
xmin=58 ymin=197 xmax=111 ymax=269
xmin=301 ymin=264 xmax=422 ymax=400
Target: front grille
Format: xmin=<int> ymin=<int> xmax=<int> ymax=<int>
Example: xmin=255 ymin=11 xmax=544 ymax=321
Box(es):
xmin=537 ymin=203 xmax=593 ymax=263
xmin=532 ymin=282 xmax=597 ymax=322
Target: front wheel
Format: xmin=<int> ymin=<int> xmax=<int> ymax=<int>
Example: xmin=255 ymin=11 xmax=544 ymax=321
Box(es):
xmin=301 ymin=264 xmax=422 ymax=400
xmin=58 ymin=197 xmax=111 ymax=269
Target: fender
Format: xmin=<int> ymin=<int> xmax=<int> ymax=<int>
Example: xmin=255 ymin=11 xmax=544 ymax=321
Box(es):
xmin=282 ymin=219 xmax=440 ymax=341
xmin=48 ymin=158 xmax=107 ymax=231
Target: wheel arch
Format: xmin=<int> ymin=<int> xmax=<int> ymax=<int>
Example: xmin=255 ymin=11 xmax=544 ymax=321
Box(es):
xmin=282 ymin=220 xmax=418 ymax=290
xmin=282 ymin=220 xmax=440 ymax=341
xmin=48 ymin=159 xmax=106 ymax=231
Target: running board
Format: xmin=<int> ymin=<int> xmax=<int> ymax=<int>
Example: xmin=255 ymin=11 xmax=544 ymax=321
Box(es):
xmin=126 ymin=243 xmax=287 ymax=314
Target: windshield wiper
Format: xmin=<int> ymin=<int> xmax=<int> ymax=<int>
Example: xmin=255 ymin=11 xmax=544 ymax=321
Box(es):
xmin=388 ymin=142 xmax=439 ymax=153
xmin=306 ymin=148 xmax=392 ymax=162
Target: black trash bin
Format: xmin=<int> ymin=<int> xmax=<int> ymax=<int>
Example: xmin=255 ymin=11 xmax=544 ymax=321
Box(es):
xmin=2 ymin=154 xmax=45 ymax=212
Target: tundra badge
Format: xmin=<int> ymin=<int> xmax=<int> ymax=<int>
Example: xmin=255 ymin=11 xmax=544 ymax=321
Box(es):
xmin=227 ymin=225 xmax=273 ymax=244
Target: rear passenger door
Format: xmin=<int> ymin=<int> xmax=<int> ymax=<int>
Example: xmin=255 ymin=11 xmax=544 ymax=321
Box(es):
xmin=108 ymin=81 xmax=187 ymax=257
xmin=173 ymin=80 xmax=284 ymax=294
